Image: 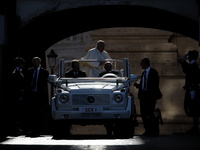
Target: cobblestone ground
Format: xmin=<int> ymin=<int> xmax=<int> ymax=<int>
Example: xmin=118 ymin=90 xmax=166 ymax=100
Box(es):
xmin=0 ymin=124 xmax=200 ymax=150
xmin=72 ymin=123 xmax=198 ymax=135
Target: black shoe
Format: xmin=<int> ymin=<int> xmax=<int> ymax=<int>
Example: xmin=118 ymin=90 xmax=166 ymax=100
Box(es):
xmin=142 ymin=131 xmax=150 ymax=136
xmin=186 ymin=127 xmax=199 ymax=135
xmin=142 ymin=130 xmax=158 ymax=136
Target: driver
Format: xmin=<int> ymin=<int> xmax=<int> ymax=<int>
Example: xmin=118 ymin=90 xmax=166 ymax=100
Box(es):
xmin=99 ymin=61 xmax=119 ymax=77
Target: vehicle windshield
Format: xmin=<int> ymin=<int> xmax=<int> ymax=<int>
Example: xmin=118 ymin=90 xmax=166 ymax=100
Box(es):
xmin=59 ymin=59 xmax=128 ymax=78
xmin=57 ymin=77 xmax=128 ymax=91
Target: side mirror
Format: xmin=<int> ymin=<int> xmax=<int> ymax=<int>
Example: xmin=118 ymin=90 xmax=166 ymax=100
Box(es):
xmin=130 ymin=74 xmax=138 ymax=82
xmin=48 ymin=75 xmax=57 ymax=83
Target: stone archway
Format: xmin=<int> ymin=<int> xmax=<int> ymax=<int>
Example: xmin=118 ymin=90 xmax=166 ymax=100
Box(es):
xmin=19 ymin=5 xmax=199 ymax=123
xmin=45 ymin=26 xmax=199 ymax=124
xmin=20 ymin=5 xmax=198 ymax=64
xmin=1 ymin=1 xmax=199 ymax=136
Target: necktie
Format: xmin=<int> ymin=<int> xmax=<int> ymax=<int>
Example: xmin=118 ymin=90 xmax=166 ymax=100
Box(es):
xmin=74 ymin=72 xmax=78 ymax=77
xmin=32 ymin=69 xmax=37 ymax=89
xmin=143 ymin=71 xmax=147 ymax=90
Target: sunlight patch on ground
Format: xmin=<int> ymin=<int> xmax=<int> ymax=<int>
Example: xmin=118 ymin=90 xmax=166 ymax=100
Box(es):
xmin=0 ymin=136 xmax=144 ymax=146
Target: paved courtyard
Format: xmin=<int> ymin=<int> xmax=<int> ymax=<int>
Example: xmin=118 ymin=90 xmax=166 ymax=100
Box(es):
xmin=0 ymin=124 xmax=200 ymax=150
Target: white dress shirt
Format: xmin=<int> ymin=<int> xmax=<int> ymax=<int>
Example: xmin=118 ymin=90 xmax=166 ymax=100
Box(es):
xmin=32 ymin=67 xmax=40 ymax=91
xmin=142 ymin=66 xmax=150 ymax=90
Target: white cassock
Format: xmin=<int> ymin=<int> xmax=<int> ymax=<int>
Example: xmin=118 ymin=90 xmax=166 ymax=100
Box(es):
xmin=81 ymin=48 xmax=111 ymax=77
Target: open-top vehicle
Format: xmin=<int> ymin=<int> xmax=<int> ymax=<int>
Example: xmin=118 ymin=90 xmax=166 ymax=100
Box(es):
xmin=48 ymin=58 xmax=138 ymax=137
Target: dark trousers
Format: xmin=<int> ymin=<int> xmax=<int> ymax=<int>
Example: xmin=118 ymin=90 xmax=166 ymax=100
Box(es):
xmin=25 ymin=91 xmax=50 ymax=134
xmin=140 ymin=98 xmax=156 ymax=134
xmin=184 ymin=89 xmax=200 ymax=129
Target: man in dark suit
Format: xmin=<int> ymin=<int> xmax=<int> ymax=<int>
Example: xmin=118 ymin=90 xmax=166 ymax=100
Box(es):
xmin=99 ymin=61 xmax=119 ymax=77
xmin=24 ymin=57 xmax=49 ymax=136
xmin=9 ymin=57 xmax=26 ymax=135
xmin=65 ymin=59 xmax=86 ymax=78
xmin=180 ymin=50 xmax=200 ymax=134
xmin=134 ymin=58 xmax=162 ymax=136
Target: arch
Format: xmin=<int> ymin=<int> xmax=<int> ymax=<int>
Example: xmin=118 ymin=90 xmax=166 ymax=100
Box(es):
xmin=20 ymin=5 xmax=198 ymax=63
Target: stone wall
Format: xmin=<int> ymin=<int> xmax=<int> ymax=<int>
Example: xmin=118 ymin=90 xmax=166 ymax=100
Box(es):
xmin=46 ymin=27 xmax=200 ymax=123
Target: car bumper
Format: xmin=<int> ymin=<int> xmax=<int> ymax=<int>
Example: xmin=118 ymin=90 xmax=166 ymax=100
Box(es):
xmin=51 ymin=98 xmax=133 ymax=120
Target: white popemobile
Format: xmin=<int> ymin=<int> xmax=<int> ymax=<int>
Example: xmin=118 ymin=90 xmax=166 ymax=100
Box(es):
xmin=48 ymin=58 xmax=138 ymax=137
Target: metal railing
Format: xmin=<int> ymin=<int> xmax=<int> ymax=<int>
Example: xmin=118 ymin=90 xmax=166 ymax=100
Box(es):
xmin=59 ymin=58 xmax=129 ymax=78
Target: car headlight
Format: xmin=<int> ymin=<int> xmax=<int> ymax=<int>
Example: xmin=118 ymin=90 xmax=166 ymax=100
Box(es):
xmin=59 ymin=95 xmax=69 ymax=103
xmin=114 ymin=94 xmax=123 ymax=103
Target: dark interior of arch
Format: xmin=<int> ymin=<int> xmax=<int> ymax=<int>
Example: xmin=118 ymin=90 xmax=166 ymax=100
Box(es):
xmin=20 ymin=5 xmax=198 ymax=66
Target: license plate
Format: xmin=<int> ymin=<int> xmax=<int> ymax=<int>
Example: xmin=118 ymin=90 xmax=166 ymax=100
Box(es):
xmin=79 ymin=107 xmax=103 ymax=113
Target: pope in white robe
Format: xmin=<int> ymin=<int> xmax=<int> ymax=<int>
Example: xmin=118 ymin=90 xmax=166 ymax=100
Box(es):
xmin=81 ymin=40 xmax=111 ymax=77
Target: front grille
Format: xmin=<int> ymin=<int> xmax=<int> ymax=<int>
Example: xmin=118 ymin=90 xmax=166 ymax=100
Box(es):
xmin=72 ymin=94 xmax=110 ymax=105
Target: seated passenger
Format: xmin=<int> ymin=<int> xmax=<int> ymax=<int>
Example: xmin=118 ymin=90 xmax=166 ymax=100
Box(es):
xmin=65 ymin=59 xmax=87 ymax=78
xmin=99 ymin=61 xmax=119 ymax=77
